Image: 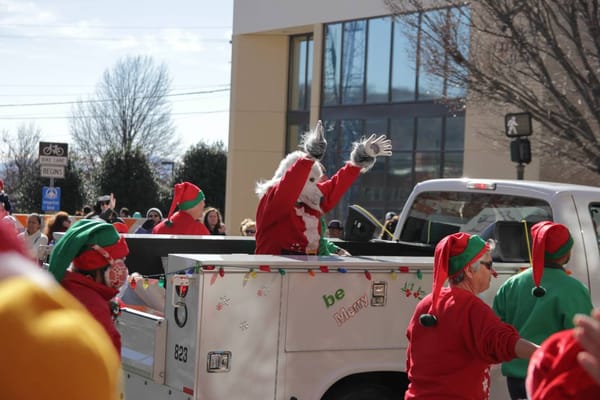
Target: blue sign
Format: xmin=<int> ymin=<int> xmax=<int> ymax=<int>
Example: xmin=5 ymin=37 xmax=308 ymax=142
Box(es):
xmin=42 ymin=186 xmax=61 ymax=212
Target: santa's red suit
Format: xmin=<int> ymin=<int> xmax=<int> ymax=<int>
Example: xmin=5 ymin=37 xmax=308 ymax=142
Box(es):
xmin=153 ymin=211 xmax=210 ymax=235
xmin=255 ymin=157 xmax=360 ymax=255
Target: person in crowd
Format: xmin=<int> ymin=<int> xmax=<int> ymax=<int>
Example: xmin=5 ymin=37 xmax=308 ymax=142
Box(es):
xmin=135 ymin=207 xmax=163 ymax=234
xmin=87 ymin=193 xmax=121 ymax=223
xmin=48 ymin=219 xmax=130 ymax=355
xmin=254 ymin=120 xmax=391 ymax=255
xmin=44 ymin=211 xmax=72 ymax=244
xmin=493 ymin=221 xmax=593 ymax=399
xmin=526 ymin=325 xmax=600 ymax=398
xmin=153 ymin=182 xmax=210 ymax=235
xmin=204 ymin=207 xmax=226 ymax=235
xmin=0 ymin=178 xmax=12 ymax=214
xmin=380 ymin=214 xmax=399 ymax=240
xmin=405 ymin=232 xmax=539 ymax=399
xmin=327 ymin=219 xmax=344 ymax=239
xmin=240 ymin=218 xmax=256 ymax=236
xmin=17 ymin=213 xmax=48 ymax=264
xmin=574 ymin=308 xmax=600 ymax=385
xmin=119 ymin=207 xmax=131 ymax=218
xmin=0 ymin=220 xmax=122 ymax=400
xmin=82 ymin=205 xmax=92 ymax=215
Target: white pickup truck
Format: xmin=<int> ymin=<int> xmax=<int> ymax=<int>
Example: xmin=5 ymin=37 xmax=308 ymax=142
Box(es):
xmin=117 ymin=178 xmax=600 ymax=400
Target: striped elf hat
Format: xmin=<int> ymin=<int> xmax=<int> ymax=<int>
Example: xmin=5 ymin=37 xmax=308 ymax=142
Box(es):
xmin=530 ymin=221 xmax=573 ymax=297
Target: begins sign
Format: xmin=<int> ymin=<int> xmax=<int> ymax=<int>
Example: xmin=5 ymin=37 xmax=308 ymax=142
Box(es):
xmin=41 ymin=165 xmax=65 ymax=179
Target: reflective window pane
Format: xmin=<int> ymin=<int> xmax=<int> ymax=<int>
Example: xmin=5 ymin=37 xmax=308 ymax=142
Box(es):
xmin=446 ymin=7 xmax=470 ymax=98
xmin=443 ymin=152 xmax=463 ymax=177
xmin=418 ymin=9 xmax=446 ymax=100
xmin=341 ymin=20 xmax=366 ymax=104
xmin=445 ymin=115 xmax=465 ymax=150
xmin=306 ymin=39 xmax=313 ymax=106
xmin=366 ymin=17 xmax=391 ymax=103
xmin=416 ymin=117 xmax=442 ymax=150
xmin=392 ymin=19 xmax=417 ymax=102
xmin=323 ymin=24 xmax=342 ymax=105
xmin=415 ymin=152 xmax=441 ymax=181
xmin=288 ymin=36 xmax=307 ymax=110
xmin=391 ymin=118 xmax=414 ymax=151
xmin=286 ymin=123 xmax=308 ymax=153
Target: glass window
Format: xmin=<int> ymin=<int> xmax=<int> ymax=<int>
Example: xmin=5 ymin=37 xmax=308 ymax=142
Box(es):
xmin=391 ymin=118 xmax=414 ymax=151
xmin=416 ymin=117 xmax=442 ymax=151
xmin=445 ymin=115 xmax=465 ymax=150
xmin=414 ymin=152 xmax=441 ymax=181
xmin=392 ymin=19 xmax=417 ymax=102
xmin=341 ymin=20 xmax=366 ymax=104
xmin=289 ymin=36 xmax=308 ymax=110
xmin=323 ymin=24 xmax=342 ymax=105
xmin=443 ymin=152 xmax=463 ymax=177
xmin=446 ymin=7 xmax=470 ymax=99
xmin=417 ymin=9 xmax=446 ymax=100
xmin=366 ymin=17 xmax=392 ymax=103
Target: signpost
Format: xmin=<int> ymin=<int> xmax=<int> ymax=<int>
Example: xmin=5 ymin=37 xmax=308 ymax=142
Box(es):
xmin=39 ymin=142 xmax=68 ymax=208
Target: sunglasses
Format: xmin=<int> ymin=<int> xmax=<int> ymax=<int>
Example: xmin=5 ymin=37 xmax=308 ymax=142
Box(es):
xmin=245 ymin=230 xmax=256 ymax=234
xmin=149 ymin=214 xmax=160 ymax=218
xmin=479 ymin=260 xmax=493 ymax=270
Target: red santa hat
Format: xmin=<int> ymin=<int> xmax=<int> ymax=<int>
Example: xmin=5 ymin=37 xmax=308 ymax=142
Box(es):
xmin=419 ymin=232 xmax=490 ymax=327
xmin=526 ymin=329 xmax=600 ymax=399
xmin=165 ymin=182 xmax=205 ymax=226
xmin=530 ymin=221 xmax=573 ymax=297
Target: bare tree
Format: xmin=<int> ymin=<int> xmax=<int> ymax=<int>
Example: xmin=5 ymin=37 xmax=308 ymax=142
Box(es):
xmin=70 ymin=55 xmax=180 ymax=165
xmin=385 ymin=0 xmax=600 ymax=174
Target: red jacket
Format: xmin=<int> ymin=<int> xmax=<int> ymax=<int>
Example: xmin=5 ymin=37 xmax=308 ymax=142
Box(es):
xmin=152 ymin=210 xmax=210 ymax=235
xmin=61 ymin=271 xmax=121 ymax=356
xmin=255 ymin=157 xmax=360 ymax=255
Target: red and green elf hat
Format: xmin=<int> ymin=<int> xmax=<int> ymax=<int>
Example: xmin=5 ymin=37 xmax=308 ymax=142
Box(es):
xmin=419 ymin=232 xmax=489 ymax=327
xmin=526 ymin=328 xmax=600 ymax=399
xmin=48 ymin=219 xmax=129 ymax=282
xmin=530 ymin=221 xmax=573 ymax=297
xmin=165 ymin=182 xmax=205 ymax=226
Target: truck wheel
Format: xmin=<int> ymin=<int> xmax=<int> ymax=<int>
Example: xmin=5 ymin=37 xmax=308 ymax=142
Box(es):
xmin=324 ymin=383 xmax=397 ymax=400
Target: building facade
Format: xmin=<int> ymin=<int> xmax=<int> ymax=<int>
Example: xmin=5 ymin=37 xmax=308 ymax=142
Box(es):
xmin=225 ymin=0 xmax=583 ymax=231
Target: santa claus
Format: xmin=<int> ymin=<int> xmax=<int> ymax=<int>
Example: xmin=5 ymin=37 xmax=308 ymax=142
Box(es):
xmin=254 ymin=120 xmax=392 ymax=255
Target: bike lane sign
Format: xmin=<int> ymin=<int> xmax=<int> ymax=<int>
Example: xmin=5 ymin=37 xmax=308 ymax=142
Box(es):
xmin=39 ymin=142 xmax=68 ymax=166
xmin=42 ymin=186 xmax=61 ymax=212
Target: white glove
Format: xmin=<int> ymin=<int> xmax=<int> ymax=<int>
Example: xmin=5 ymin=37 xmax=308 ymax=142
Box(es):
xmin=350 ymin=134 xmax=393 ymax=172
xmin=302 ymin=120 xmax=327 ymax=160
xmin=363 ymin=134 xmax=392 ymax=157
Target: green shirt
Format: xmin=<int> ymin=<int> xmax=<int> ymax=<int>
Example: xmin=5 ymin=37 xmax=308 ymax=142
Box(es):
xmin=493 ymin=267 xmax=593 ymax=378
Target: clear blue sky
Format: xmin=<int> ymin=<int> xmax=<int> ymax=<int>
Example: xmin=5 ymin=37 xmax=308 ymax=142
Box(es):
xmin=0 ymin=0 xmax=233 ymax=154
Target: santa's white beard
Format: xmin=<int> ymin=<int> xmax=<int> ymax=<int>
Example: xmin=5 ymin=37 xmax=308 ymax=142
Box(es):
xmin=298 ymin=187 xmax=323 ymax=214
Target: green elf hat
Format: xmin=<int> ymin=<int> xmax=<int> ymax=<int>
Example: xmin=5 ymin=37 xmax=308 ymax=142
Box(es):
xmin=165 ymin=182 xmax=205 ymax=226
xmin=530 ymin=221 xmax=573 ymax=297
xmin=419 ymin=232 xmax=489 ymax=327
xmin=48 ymin=219 xmax=129 ymax=282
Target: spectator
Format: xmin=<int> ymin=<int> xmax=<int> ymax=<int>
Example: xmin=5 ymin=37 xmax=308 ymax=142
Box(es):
xmin=2 ymin=215 xmax=19 ymax=235
xmin=240 ymin=218 xmax=256 ymax=236
xmin=0 ymin=178 xmax=12 ymax=214
xmin=380 ymin=215 xmax=399 ymax=240
xmin=87 ymin=194 xmax=121 ymax=223
xmin=135 ymin=207 xmax=163 ymax=234
xmin=405 ymin=232 xmax=538 ymax=399
xmin=204 ymin=207 xmax=226 ymax=235
xmin=44 ymin=211 xmax=72 ymax=244
xmin=0 ymin=221 xmax=122 ymax=400
xmin=17 ymin=213 xmax=48 ymax=263
xmin=153 ymin=182 xmax=210 ymax=235
xmin=48 ymin=219 xmax=129 ymax=355
xmin=119 ymin=207 xmax=131 ymax=218
xmin=493 ymin=221 xmax=593 ymax=400
xmin=82 ymin=205 xmax=92 ymax=215
xmin=326 ymin=219 xmax=344 ymax=239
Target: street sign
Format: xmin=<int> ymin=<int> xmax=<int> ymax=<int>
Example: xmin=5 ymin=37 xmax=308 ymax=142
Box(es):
xmin=42 ymin=186 xmax=61 ymax=212
xmin=41 ymin=165 xmax=65 ymax=179
xmin=505 ymin=112 xmax=532 ymax=137
xmin=39 ymin=142 xmax=68 ymax=166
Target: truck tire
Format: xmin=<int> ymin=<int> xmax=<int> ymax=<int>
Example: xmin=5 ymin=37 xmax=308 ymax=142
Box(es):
xmin=323 ymin=382 xmax=398 ymax=400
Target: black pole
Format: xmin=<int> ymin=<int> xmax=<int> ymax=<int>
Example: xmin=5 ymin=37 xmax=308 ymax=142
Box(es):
xmin=516 ymin=163 xmax=524 ymax=180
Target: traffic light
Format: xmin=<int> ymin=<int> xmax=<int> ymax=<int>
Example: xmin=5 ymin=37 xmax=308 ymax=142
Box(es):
xmin=510 ymin=138 xmax=531 ymax=164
